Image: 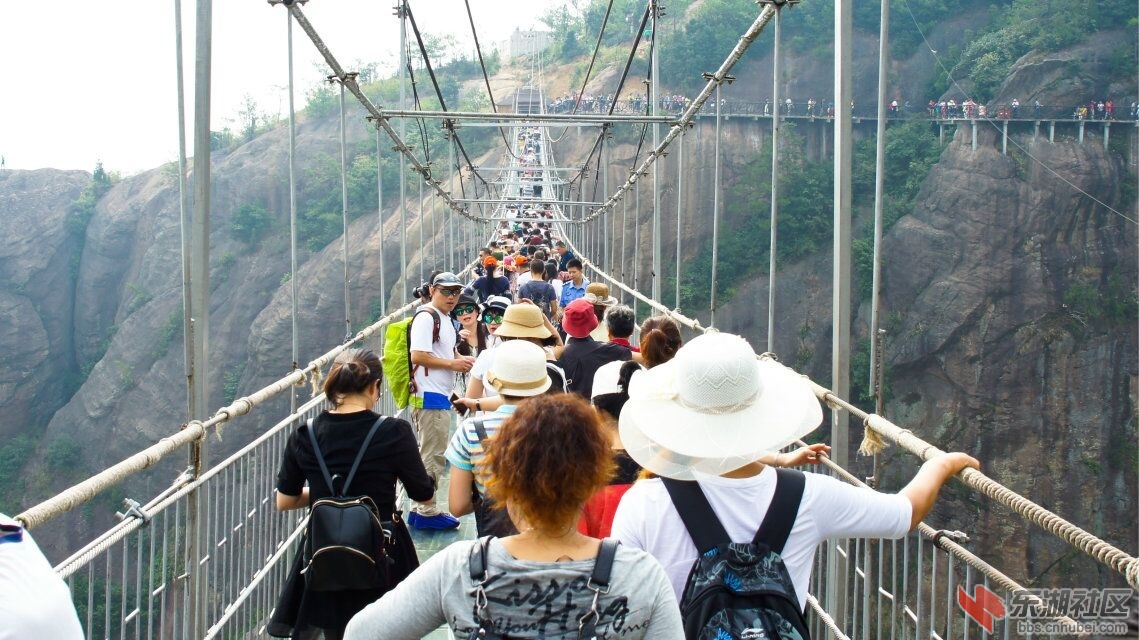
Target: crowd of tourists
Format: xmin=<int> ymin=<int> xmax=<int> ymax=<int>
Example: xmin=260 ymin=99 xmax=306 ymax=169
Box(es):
xmin=548 ymin=93 xmax=692 ymax=114
xmin=547 ymin=92 xmax=1139 ymax=121
xmin=263 ymin=216 xmax=980 ymax=640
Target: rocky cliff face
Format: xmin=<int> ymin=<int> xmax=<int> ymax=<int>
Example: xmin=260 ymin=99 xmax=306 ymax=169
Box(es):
xmin=881 ymin=127 xmax=1136 ymax=586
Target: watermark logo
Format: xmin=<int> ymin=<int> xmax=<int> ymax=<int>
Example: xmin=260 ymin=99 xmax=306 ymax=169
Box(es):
xmin=957 ymin=584 xmax=1007 ymax=633
xmin=958 ymin=586 xmax=1134 ymax=636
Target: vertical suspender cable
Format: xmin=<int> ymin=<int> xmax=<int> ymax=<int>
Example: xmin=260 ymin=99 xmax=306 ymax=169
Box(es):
xmin=376 ymin=129 xmax=386 ymax=318
xmin=768 ymin=8 xmax=782 ymax=352
xmin=448 ymin=140 xmax=456 ymax=271
xmin=191 ymin=0 xmax=212 ymax=428
xmin=431 ymin=186 xmax=438 ymax=270
xmin=173 ymin=0 xmax=192 ymax=633
xmin=867 ymin=0 xmax=891 ymax=479
xmin=287 ymin=13 xmax=299 ymax=412
xmin=620 ymin=195 xmax=628 ymax=305
xmin=650 ymin=0 xmax=662 ymax=303
xmin=832 ymin=0 xmax=853 ymax=476
xmin=870 ymin=0 xmax=890 ymax=413
xmin=173 ymin=0 xmax=194 ymax=419
xmin=634 ymin=179 xmax=640 ymax=296
xmin=188 ymin=1 xmax=213 ymax=636
xmin=710 ymin=84 xmax=723 ymax=327
xmin=603 ymin=134 xmax=611 ymax=273
xmin=398 ymin=0 xmax=408 ymax=291
xmin=418 ymin=180 xmax=426 ymax=279
xmin=828 ymin=0 xmax=854 ymax=625
xmin=675 ymin=133 xmax=684 ymax=310
xmin=338 ymin=79 xmax=351 ymax=340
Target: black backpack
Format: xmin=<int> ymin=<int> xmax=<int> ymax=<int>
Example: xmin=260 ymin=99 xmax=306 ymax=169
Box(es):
xmin=302 ymin=416 xmax=393 ymax=592
xmin=468 ymin=420 xmax=519 ymax=538
xmin=662 ymin=468 xmax=811 ymax=640
xmin=465 ymin=536 xmax=620 ymax=640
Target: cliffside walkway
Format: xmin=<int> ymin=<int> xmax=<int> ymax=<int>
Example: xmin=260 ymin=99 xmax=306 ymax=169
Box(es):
xmin=13 ymin=1 xmax=1138 ymax=639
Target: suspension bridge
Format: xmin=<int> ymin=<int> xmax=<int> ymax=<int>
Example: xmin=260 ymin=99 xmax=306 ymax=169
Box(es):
xmin=10 ymin=0 xmax=1138 ymax=638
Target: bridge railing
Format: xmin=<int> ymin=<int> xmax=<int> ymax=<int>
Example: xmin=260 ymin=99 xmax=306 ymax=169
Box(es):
xmin=53 ymin=396 xmax=321 ymax=640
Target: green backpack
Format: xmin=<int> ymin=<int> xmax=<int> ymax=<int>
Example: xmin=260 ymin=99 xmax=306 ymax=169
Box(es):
xmin=382 ymin=309 xmax=441 ymax=410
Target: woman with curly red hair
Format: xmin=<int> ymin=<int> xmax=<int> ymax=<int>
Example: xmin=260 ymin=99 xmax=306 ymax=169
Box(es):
xmin=345 ymin=392 xmax=683 ymax=640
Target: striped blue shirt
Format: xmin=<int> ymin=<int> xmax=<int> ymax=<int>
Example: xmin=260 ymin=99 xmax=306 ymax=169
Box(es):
xmin=444 ymin=405 xmax=517 ymax=495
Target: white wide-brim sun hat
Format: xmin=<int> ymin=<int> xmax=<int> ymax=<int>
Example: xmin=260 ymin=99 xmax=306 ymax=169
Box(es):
xmin=619 ymin=332 xmax=823 ymax=480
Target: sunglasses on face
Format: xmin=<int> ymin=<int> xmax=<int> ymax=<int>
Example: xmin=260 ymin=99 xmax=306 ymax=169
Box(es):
xmin=483 ymin=312 xmax=504 ymax=324
xmin=438 ymin=288 xmax=462 ymax=298
xmin=454 ymin=305 xmax=478 ymax=315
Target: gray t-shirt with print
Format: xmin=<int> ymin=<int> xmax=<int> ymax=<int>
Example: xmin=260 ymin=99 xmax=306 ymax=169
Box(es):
xmin=344 ymin=537 xmax=683 ymax=640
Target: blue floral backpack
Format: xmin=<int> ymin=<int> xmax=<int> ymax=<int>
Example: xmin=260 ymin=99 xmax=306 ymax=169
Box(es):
xmin=662 ymin=468 xmax=811 ymax=640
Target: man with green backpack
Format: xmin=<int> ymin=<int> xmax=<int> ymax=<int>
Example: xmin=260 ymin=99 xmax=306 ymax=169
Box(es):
xmin=383 ymin=272 xmax=474 ymax=530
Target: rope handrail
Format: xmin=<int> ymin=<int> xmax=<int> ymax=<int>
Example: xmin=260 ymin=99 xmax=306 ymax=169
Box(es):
xmin=805 ymin=594 xmax=852 ymax=640
xmin=18 ymin=259 xmax=480 ymax=531
xmin=52 ymin=394 xmax=325 ymax=578
xmin=565 ymin=230 xmax=1138 ymax=589
xmin=804 ymin=439 xmax=1089 ymax=635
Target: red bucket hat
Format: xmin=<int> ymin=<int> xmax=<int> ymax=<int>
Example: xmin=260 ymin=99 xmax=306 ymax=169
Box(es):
xmin=561 ymin=298 xmax=599 ymax=338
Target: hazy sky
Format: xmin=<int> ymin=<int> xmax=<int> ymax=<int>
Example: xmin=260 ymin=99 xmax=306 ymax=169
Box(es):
xmin=0 ymin=1 xmax=553 ymax=174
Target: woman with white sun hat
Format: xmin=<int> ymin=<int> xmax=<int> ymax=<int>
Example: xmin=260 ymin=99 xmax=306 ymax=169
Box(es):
xmin=612 ymin=331 xmax=980 ymax=612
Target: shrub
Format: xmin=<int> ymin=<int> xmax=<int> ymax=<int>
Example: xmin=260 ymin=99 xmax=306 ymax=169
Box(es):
xmin=231 ymin=202 xmax=272 ymax=246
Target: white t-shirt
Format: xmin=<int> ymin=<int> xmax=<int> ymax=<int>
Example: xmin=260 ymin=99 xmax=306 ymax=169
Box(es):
xmin=611 ymin=466 xmax=911 ymax=610
xmin=410 ymin=304 xmax=458 ymax=400
xmin=0 ymin=515 xmax=84 ymax=640
xmin=469 ymin=348 xmax=499 ymax=399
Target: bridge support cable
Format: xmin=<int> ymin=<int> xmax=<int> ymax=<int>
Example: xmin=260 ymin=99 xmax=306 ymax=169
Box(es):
xmin=418 ymin=179 xmax=425 ymax=283
xmin=172 ymin=0 xmax=193 ymax=421
xmin=868 ymin=0 xmax=890 ymax=452
xmin=767 ymin=6 xmax=782 ymax=353
xmin=336 ymin=75 xmax=353 ymax=341
xmin=401 ymin=2 xmax=495 ymax=192
xmin=709 ymin=83 xmax=723 ymax=327
xmin=287 ymin=12 xmax=300 ymax=413
xmin=448 ymin=140 xmax=456 ymax=272
xmin=460 ymin=0 xmax=514 ymax=159
xmin=620 ymin=196 xmax=628 ymax=305
xmin=829 ymin=0 xmax=855 ymax=624
xmin=188 ymin=0 xmax=214 ymax=635
xmin=580 ymin=3 xmax=778 ymax=224
xmin=634 ymin=179 xmax=641 ymax=303
xmin=397 ymin=0 xmax=409 ymax=287
xmin=650 ymin=0 xmax=662 ymax=304
xmin=675 ymin=134 xmax=683 ymax=309
xmin=272 ymin=1 xmax=488 ymax=233
xmin=376 ymin=129 xmax=386 ymax=318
